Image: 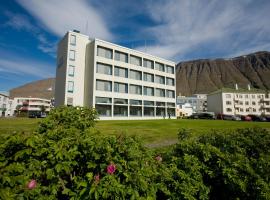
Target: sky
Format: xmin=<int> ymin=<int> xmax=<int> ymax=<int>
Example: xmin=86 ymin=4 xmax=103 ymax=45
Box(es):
xmin=0 ymin=0 xmax=270 ymax=91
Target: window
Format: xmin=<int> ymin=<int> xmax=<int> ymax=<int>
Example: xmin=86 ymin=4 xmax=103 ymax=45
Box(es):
xmin=143 ymin=59 xmax=154 ymax=69
xmin=155 ymin=75 xmax=165 ymax=84
xmin=130 ymin=70 xmax=142 ymax=80
xmin=130 ymin=106 xmax=142 ymax=116
xmin=226 ymin=108 xmax=232 ymax=112
xmin=115 ymin=51 xmax=128 ymax=63
xmin=167 ymin=90 xmax=175 ymax=98
xmin=155 ymin=62 xmax=165 ymax=72
xmin=239 ymin=95 xmax=243 ymax=98
xmin=156 ymin=102 xmax=165 ymax=107
xmin=239 ymin=101 xmax=243 ymax=105
xmin=240 ymin=108 xmax=244 ymax=112
xmin=69 ymin=50 xmax=75 ymax=61
xmin=130 ymin=99 xmax=142 ymax=105
xmin=96 ymin=97 xmax=112 ymax=104
xmin=246 ymin=108 xmax=250 ymax=112
xmin=245 ymin=95 xmax=249 ymax=98
xmin=96 ymin=80 xmax=112 ymax=91
xmin=114 ymin=66 xmax=128 ymax=78
xmin=253 ymin=108 xmax=256 ymax=112
xmin=166 ymin=77 xmax=174 ymax=86
xmin=252 ymin=101 xmax=256 ymax=105
xmin=226 ymin=101 xmax=231 ymax=105
xmin=70 ymin=35 xmax=76 ymax=45
xmin=67 ymin=97 xmax=73 ymax=106
xmin=95 ymin=105 xmax=111 ymax=116
xmin=114 ymin=82 xmax=128 ymax=93
xmin=130 ymin=55 xmax=142 ymax=66
xmin=114 ymin=105 xmax=128 ymax=116
xmin=144 ymin=87 xmax=154 ymax=96
xmin=245 ymin=101 xmax=249 ymax=105
xmin=68 ymin=65 xmax=75 ymax=76
xmin=166 ymin=65 xmax=174 ymax=74
xmin=67 ymin=81 xmax=74 ymax=93
xmin=143 ymin=73 xmax=154 ymax=82
xmin=225 ymin=94 xmax=231 ymax=98
xmin=156 ymin=88 xmax=165 ymax=97
xmin=144 ymin=107 xmax=154 ymax=116
xmin=97 ymin=46 xmax=112 ymax=59
xmin=130 ymin=84 xmax=142 ymax=95
xmin=167 ymin=103 xmax=175 ymax=107
xmin=252 ymin=95 xmax=255 ymax=99
xmin=96 ymin=63 xmax=112 ymax=75
xmin=144 ymin=101 xmax=154 ymax=106
xmin=114 ymin=98 xmax=128 ymax=104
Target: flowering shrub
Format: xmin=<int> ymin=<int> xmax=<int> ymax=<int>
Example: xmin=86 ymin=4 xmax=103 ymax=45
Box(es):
xmin=0 ymin=106 xmax=269 ymax=199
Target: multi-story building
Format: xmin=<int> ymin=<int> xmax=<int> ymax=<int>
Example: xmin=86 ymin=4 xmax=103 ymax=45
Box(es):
xmin=176 ymin=94 xmax=207 ymax=113
xmin=55 ymin=30 xmax=176 ymax=119
xmin=207 ymin=87 xmax=270 ymax=116
xmin=11 ymin=97 xmax=51 ymax=116
xmin=0 ymin=92 xmax=10 ymax=117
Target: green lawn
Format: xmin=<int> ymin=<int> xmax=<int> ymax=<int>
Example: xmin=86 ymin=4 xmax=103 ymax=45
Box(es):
xmin=1 ymin=118 xmax=270 ymax=145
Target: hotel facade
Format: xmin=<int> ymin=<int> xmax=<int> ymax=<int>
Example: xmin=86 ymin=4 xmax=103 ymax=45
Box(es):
xmin=55 ymin=31 xmax=176 ymax=119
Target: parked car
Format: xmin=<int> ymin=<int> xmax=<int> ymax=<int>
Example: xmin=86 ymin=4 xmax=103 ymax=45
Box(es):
xmin=188 ymin=112 xmax=215 ymax=120
xmin=248 ymin=115 xmax=267 ymax=122
xmin=217 ymin=114 xmax=241 ymax=121
xmin=240 ymin=115 xmax=252 ymax=121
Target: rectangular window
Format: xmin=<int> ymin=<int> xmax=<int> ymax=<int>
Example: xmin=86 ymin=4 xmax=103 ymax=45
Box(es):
xmin=70 ymin=35 xmax=76 ymax=45
xmin=67 ymin=81 xmax=74 ymax=93
xmin=167 ymin=102 xmax=175 ymax=107
xmin=114 ymin=82 xmax=128 ymax=93
xmin=167 ymin=90 xmax=175 ymax=98
xmin=130 ymin=55 xmax=142 ymax=66
xmin=226 ymin=108 xmax=232 ymax=112
xmin=143 ymin=59 xmax=154 ymax=69
xmin=69 ymin=50 xmax=75 ymax=61
xmin=144 ymin=107 xmax=154 ymax=116
xmin=96 ymin=97 xmax=112 ymax=104
xmin=226 ymin=101 xmax=231 ymax=105
xmin=156 ymin=88 xmax=165 ymax=97
xmin=130 ymin=70 xmax=142 ymax=80
xmin=155 ymin=62 xmax=165 ymax=72
xmin=68 ymin=65 xmax=75 ymax=76
xmin=96 ymin=80 xmax=112 ymax=91
xmin=114 ymin=105 xmax=128 ymax=116
xmin=155 ymin=75 xmax=165 ymax=84
xmin=166 ymin=77 xmax=174 ymax=86
xmin=114 ymin=98 xmax=128 ymax=104
xmin=156 ymin=102 xmax=165 ymax=107
xmin=114 ymin=66 xmax=128 ymax=78
xmin=143 ymin=87 xmax=154 ymax=96
xmin=245 ymin=101 xmax=249 ymax=105
xmin=130 ymin=99 xmax=142 ymax=105
xmin=97 ymin=46 xmax=113 ymax=59
xmin=166 ymin=65 xmax=174 ymax=74
xmin=95 ymin=105 xmax=111 ymax=116
xmin=143 ymin=73 xmax=154 ymax=82
xmin=130 ymin=106 xmax=142 ymax=116
xmin=115 ymin=51 xmax=128 ymax=63
xmin=96 ymin=63 xmax=112 ymax=75
xmin=130 ymin=84 xmax=142 ymax=95
xmin=144 ymin=101 xmax=154 ymax=106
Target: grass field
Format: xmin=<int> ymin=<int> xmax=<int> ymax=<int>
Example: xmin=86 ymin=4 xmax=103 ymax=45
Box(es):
xmin=1 ymin=118 xmax=270 ymax=146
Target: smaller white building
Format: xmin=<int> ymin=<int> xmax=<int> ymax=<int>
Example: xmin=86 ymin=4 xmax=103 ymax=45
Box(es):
xmin=0 ymin=92 xmax=10 ymax=117
xmin=207 ymin=87 xmax=270 ymax=116
xmin=10 ymin=97 xmax=52 ymax=116
xmin=177 ymin=94 xmax=207 ymax=113
xmin=176 ymin=103 xmax=193 ymax=118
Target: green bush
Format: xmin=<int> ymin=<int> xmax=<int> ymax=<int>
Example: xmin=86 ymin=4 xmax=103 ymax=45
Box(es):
xmin=0 ymin=106 xmax=270 ymax=199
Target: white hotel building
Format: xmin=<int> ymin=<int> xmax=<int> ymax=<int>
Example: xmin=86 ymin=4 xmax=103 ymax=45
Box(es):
xmin=55 ymin=31 xmax=176 ymax=119
xmin=207 ymin=87 xmax=270 ymax=116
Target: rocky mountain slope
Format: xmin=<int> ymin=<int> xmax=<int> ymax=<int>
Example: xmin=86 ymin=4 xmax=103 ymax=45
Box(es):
xmin=176 ymin=51 xmax=270 ymax=96
xmin=9 ymin=78 xmax=55 ymax=99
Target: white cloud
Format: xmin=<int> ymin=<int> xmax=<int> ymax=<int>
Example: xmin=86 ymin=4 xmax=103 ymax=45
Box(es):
xmin=137 ymin=0 xmax=270 ymax=60
xmin=17 ymin=0 xmax=112 ymax=40
xmin=0 ymin=56 xmax=54 ymax=78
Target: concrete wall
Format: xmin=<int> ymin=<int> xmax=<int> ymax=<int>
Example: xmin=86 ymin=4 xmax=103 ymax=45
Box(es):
xmin=207 ymin=93 xmax=223 ymax=114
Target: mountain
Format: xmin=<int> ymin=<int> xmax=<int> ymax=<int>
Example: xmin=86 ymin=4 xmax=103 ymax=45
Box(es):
xmin=9 ymin=78 xmax=55 ymax=99
xmin=176 ymin=51 xmax=270 ymax=96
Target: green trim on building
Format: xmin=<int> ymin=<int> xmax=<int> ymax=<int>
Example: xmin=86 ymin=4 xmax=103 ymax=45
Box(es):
xmin=209 ymin=87 xmax=269 ymax=95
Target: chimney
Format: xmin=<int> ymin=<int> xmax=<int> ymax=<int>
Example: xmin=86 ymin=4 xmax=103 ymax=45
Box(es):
xmin=235 ymin=83 xmax=238 ymax=90
xmin=247 ymin=84 xmax=251 ymax=91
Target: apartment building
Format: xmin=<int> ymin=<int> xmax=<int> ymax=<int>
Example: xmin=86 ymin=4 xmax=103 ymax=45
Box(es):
xmin=0 ymin=92 xmax=10 ymax=117
xmin=55 ymin=30 xmax=176 ymax=119
xmin=11 ymin=97 xmax=51 ymax=116
xmin=207 ymin=87 xmax=270 ymax=116
xmin=176 ymin=94 xmax=207 ymax=113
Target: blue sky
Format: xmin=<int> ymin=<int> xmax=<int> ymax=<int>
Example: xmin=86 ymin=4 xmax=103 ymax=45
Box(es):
xmin=1 ymin=0 xmax=270 ymax=91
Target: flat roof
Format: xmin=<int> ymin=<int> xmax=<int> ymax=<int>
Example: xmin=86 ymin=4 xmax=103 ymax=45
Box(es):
xmin=68 ymin=30 xmax=175 ymax=65
xmin=208 ymin=87 xmax=268 ymax=95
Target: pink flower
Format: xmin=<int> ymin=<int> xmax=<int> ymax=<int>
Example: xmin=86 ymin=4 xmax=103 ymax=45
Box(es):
xmin=94 ymin=174 xmax=100 ymax=183
xmin=155 ymin=155 xmax=162 ymax=162
xmin=27 ymin=179 xmax=37 ymax=189
xmin=107 ymin=163 xmax=116 ymax=174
